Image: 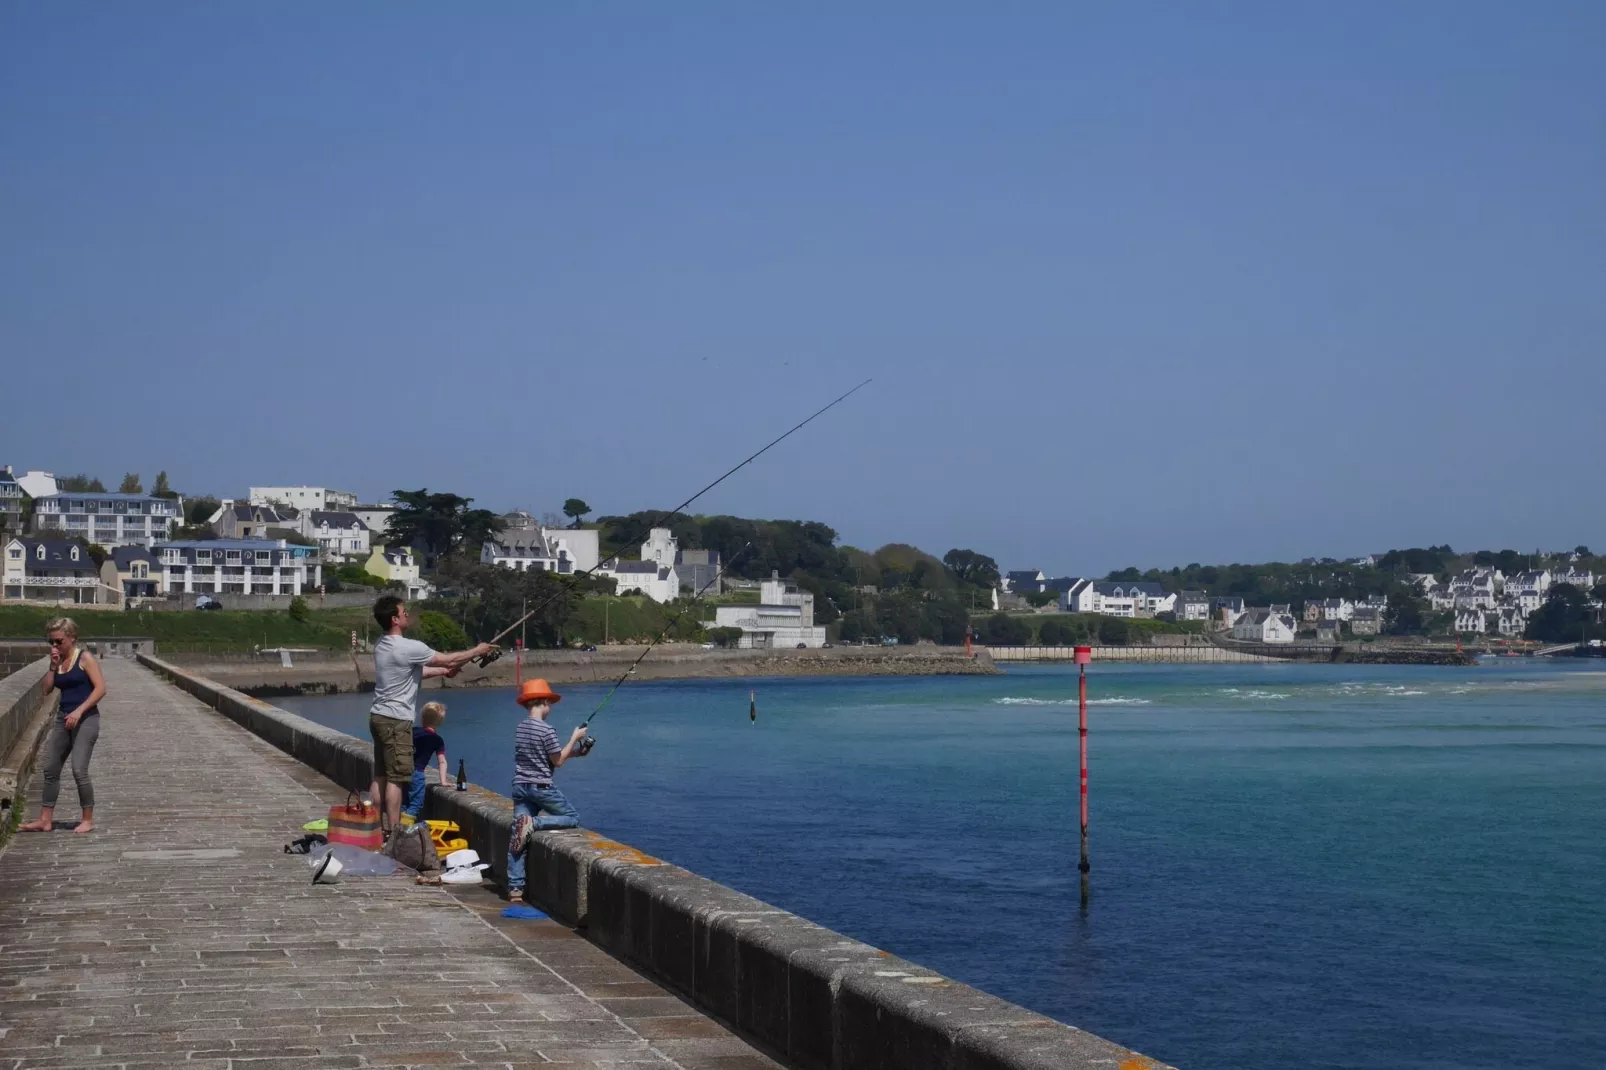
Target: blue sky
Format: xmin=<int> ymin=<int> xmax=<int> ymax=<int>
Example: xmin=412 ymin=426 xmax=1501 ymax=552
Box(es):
xmin=3 ymin=4 xmax=1602 ymax=575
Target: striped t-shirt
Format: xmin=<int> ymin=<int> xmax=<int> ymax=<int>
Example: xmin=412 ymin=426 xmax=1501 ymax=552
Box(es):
xmin=513 ymin=716 xmax=561 ymax=785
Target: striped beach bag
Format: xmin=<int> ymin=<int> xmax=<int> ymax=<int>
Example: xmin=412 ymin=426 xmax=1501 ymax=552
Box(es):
xmin=326 ymin=792 xmax=383 ymax=850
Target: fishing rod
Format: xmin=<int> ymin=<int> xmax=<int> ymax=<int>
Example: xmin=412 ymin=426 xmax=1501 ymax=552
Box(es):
xmin=470 ymin=378 xmax=871 ymax=665
xmin=570 ymin=541 xmax=753 ymax=755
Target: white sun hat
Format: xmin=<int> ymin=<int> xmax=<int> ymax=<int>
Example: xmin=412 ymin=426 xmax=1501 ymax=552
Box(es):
xmin=312 ymin=852 xmax=344 ymax=885
xmin=441 ymin=847 xmax=490 ymax=885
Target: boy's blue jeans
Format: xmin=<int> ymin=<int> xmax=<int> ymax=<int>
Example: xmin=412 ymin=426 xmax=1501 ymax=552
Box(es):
xmin=403 ymin=770 xmax=428 ymax=819
xmin=506 ymin=782 xmax=580 ymax=893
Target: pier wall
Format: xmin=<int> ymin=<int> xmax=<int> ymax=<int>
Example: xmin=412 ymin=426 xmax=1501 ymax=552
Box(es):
xmin=136 ymin=653 xmax=1170 ymax=1070
xmin=0 ymin=657 xmax=54 ymax=831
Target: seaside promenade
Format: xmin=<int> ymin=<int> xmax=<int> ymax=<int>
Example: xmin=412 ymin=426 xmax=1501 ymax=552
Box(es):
xmin=0 ymin=660 xmax=781 ymax=1069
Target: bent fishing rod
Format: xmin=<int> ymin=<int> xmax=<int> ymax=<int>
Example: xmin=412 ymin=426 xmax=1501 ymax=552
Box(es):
xmin=470 ymin=378 xmax=871 ymax=664
xmin=570 ymin=542 xmax=753 ymax=755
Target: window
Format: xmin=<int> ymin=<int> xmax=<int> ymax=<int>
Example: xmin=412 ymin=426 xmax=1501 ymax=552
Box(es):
xmin=197 ymin=550 xmax=212 ymax=564
xmin=36 ymin=545 xmax=45 ymax=560
xmin=69 ymin=547 xmax=79 ymax=561
xmin=226 ymin=550 xmax=241 ymax=562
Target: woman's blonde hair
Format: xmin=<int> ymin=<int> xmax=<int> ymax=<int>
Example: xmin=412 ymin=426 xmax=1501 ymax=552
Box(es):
xmin=421 ymin=702 xmax=446 ymax=728
xmin=45 ymin=617 xmax=78 ymax=639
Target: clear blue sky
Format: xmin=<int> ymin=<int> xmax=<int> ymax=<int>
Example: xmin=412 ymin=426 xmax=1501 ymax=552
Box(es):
xmin=3 ymin=4 xmax=1602 ymax=575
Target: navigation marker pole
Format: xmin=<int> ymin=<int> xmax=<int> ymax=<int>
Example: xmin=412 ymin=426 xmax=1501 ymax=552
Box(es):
xmin=1075 ymin=644 xmax=1092 ymax=907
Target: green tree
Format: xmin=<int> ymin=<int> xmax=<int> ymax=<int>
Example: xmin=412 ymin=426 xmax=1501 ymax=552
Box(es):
xmin=981 ymin=613 xmax=1031 ymax=646
xmin=118 ymin=473 xmax=143 ymax=494
xmin=706 ymin=626 xmax=745 ymax=648
xmin=1038 ymin=619 xmax=1073 ymax=646
xmin=942 ymin=548 xmax=1000 ymax=589
xmin=1106 ymin=567 xmax=1142 ymax=581
xmin=1524 ymin=584 xmax=1601 ymax=644
xmin=185 ymin=496 xmax=221 ymax=525
xmin=1576 ymin=545 xmax=1592 ymax=557
xmin=414 ymin=610 xmax=470 ymax=651
xmin=152 ymin=471 xmax=178 ymax=500
xmin=1097 ymin=616 xmax=1131 ymax=645
xmin=58 ymin=474 xmax=106 ymax=493
xmin=386 ymin=489 xmax=506 ymax=561
xmin=287 ymin=596 xmax=311 ymax=623
xmin=1024 ymin=590 xmax=1058 ymax=608
xmin=1385 ymin=588 xmax=1427 ymax=636
xmin=563 ymin=498 xmax=592 ymax=528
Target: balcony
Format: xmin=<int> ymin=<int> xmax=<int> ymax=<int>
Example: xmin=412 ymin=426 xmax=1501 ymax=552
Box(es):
xmin=22 ymin=575 xmax=98 ymax=587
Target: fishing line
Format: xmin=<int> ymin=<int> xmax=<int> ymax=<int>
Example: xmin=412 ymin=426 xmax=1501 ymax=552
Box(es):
xmin=471 ymin=378 xmax=871 ymax=663
xmin=572 ymin=541 xmax=754 ymax=754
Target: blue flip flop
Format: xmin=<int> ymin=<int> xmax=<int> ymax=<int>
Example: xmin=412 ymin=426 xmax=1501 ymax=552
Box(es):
xmin=501 ymin=904 xmax=548 ymax=920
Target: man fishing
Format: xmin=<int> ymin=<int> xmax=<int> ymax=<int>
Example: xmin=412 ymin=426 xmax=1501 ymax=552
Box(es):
xmin=368 ymin=595 xmax=496 ymax=836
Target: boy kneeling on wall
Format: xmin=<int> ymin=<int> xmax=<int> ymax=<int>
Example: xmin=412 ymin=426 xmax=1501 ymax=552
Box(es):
xmin=506 ymin=678 xmax=588 ymax=905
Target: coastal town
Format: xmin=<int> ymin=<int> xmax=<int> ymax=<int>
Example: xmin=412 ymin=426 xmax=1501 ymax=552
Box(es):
xmin=3 ymin=464 xmax=1599 ymax=655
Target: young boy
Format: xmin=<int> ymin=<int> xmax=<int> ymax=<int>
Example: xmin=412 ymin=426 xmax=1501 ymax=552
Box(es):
xmin=505 ymin=678 xmax=588 ymax=904
xmin=404 ymin=702 xmax=450 ymax=822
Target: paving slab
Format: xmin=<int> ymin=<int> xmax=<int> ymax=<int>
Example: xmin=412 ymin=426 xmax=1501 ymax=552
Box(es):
xmin=0 ymin=660 xmax=783 ymax=1070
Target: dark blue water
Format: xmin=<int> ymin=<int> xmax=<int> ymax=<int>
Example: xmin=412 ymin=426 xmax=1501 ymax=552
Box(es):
xmin=282 ymin=660 xmax=1606 ymax=1069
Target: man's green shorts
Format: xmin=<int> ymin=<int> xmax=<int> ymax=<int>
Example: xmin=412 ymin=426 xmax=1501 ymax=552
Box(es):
xmin=369 ymin=714 xmax=414 ymax=781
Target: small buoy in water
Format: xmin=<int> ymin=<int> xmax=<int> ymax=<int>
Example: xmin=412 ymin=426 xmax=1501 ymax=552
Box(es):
xmin=750 ymin=690 xmax=757 ymax=723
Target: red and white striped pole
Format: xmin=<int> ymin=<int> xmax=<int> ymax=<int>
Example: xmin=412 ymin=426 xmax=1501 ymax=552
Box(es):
xmin=1075 ymin=645 xmax=1092 ymax=905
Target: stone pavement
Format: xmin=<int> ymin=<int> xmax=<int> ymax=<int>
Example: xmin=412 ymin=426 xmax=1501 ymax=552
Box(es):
xmin=0 ymin=659 xmax=784 ymax=1070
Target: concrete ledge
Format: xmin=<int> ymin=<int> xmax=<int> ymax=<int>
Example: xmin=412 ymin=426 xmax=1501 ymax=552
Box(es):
xmin=135 ymin=654 xmax=1172 ymax=1070
xmin=0 ymin=658 xmax=54 ymax=833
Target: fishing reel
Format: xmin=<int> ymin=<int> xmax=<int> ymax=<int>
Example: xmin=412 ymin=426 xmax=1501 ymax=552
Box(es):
xmin=576 ymin=728 xmax=597 ymax=757
xmin=473 ymin=646 xmax=504 ymax=669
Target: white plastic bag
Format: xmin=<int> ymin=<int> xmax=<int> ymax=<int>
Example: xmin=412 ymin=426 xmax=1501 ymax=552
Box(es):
xmin=308 ymin=843 xmax=408 ymax=877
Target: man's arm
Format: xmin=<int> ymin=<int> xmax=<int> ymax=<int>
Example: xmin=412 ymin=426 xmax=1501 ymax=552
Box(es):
xmin=426 ymin=643 xmax=496 ymax=670
xmin=421 ymin=664 xmax=463 ymax=680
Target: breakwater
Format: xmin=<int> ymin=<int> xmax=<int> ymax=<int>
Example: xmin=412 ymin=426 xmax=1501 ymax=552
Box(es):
xmin=988 ymin=644 xmax=1274 ymax=662
xmin=135 ymin=653 xmax=1169 ymax=1070
xmin=161 ymin=643 xmax=1001 ymax=697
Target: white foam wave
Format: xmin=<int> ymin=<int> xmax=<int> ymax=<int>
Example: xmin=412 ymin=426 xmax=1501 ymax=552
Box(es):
xmin=1219 ymin=688 xmax=1290 ymax=700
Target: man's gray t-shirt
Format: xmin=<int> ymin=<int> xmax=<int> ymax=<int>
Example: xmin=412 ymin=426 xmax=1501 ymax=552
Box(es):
xmin=370 ymin=635 xmax=436 ymax=722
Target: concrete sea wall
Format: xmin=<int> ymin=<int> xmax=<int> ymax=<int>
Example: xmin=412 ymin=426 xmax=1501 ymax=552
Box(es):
xmin=136 ymin=653 xmax=1170 ymax=1070
xmin=0 ymin=658 xmax=54 ymax=831
xmin=987 ymin=644 xmax=1273 ymax=663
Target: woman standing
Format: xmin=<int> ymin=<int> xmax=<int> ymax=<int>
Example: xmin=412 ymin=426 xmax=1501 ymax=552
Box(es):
xmin=18 ymin=617 xmax=106 ymax=834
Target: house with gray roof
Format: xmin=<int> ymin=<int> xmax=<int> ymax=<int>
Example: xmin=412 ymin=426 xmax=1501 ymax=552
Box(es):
xmin=2 ymin=537 xmax=107 ymax=603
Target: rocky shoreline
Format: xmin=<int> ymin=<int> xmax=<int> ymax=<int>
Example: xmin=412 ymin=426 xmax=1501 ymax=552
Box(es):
xmin=163 ymin=643 xmax=1001 ymax=697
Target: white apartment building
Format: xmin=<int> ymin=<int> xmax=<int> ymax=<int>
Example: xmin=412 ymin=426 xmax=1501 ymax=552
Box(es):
xmin=157 ymin=539 xmax=322 ymax=596
xmin=33 ymin=492 xmax=182 ymax=549
xmin=713 ymin=572 xmax=827 ymax=648
xmin=249 ymin=486 xmax=358 ymax=512
xmin=1062 ymin=581 xmax=1174 ymax=618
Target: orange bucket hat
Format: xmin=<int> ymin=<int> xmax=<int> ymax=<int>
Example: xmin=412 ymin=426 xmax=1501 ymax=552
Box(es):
xmin=516 ymin=678 xmax=561 ymax=706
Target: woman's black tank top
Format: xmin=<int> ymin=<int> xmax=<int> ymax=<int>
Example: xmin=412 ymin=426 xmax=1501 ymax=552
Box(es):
xmin=54 ymin=650 xmax=97 ymax=718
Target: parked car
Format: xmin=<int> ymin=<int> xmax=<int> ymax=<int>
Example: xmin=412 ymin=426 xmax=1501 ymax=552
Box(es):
xmin=195 ymin=595 xmax=222 ymax=611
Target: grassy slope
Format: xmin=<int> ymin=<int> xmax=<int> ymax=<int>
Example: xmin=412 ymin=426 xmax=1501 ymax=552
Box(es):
xmin=0 ymin=604 xmax=374 ymax=653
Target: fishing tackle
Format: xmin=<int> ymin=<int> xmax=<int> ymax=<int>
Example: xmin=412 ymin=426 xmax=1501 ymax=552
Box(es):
xmin=470 ymin=379 xmax=871 ymax=666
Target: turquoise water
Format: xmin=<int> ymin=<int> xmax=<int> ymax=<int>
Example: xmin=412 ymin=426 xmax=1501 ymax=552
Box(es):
xmin=282 ymin=660 xmax=1606 ymax=1069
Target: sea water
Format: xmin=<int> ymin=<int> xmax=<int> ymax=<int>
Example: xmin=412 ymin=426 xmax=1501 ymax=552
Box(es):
xmin=281 ymin=659 xmax=1606 ymax=1069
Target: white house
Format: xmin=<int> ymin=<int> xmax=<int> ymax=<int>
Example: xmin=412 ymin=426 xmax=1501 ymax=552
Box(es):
xmin=156 ymin=539 xmax=322 ymax=596
xmin=1003 ymin=569 xmax=1046 ymax=595
xmin=1316 ymin=598 xmax=1355 ymax=622
xmin=351 ymin=504 xmax=396 ymax=542
xmin=2 ymin=538 xmax=110 ymax=603
xmin=1506 ymin=570 xmax=1551 ymax=613
xmin=1230 ymin=608 xmax=1297 ymax=643
xmin=1426 ymin=584 xmax=1455 ymax=612
xmin=33 ymin=492 xmax=182 ymax=549
xmin=1449 ymin=569 xmax=1502 ymax=610
xmin=249 ymin=486 xmax=358 ymax=512
xmin=1493 ymin=606 xmax=1525 ymax=637
xmin=305 ymin=511 xmax=370 ymax=561
xmin=601 ymin=560 xmax=680 ymax=602
xmin=641 ymin=527 xmax=677 ymax=569
xmin=712 ymin=572 xmax=827 ymax=649
xmin=481 ymin=521 xmax=600 ymax=576
xmin=1553 ymin=567 xmax=1594 ymax=591
xmin=1454 ymin=607 xmax=1486 ymax=634
xmin=210 ymin=500 xmax=299 ymax=540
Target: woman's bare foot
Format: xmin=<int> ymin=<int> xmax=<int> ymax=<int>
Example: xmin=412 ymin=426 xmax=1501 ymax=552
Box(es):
xmin=71 ymin=820 xmax=95 ymax=834
xmin=17 ymin=818 xmax=53 ymax=832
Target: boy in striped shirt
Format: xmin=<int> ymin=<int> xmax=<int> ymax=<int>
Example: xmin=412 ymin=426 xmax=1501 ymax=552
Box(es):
xmin=506 ymin=677 xmax=588 ymax=905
